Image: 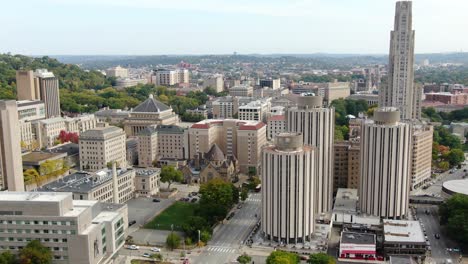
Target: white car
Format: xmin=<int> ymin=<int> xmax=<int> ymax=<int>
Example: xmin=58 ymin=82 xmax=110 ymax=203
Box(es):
xmin=150 ymin=247 xmax=161 ymax=252
xmin=128 ymin=245 xmax=139 ymax=250
xmin=142 ymin=253 xmax=151 ymax=258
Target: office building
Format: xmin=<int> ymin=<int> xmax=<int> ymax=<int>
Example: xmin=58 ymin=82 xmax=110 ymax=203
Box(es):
xmin=123 ymin=94 xmax=179 ymax=137
xmin=64 ymin=114 xmax=98 ymax=134
xmin=238 ymin=98 xmax=271 ymax=123
xmin=339 ymin=232 xmax=377 ymax=260
xmin=259 ymin=78 xmax=281 ymax=90
xmin=126 ymin=138 xmax=138 ymax=166
xmin=134 ymin=168 xmax=160 ymax=197
xmin=267 ymin=115 xmax=286 ymax=141
xmin=35 ymin=69 xmax=61 ymax=118
xmin=189 ymin=119 xmax=266 ymax=173
xmin=152 ymin=69 xmax=189 ymax=86
xmin=204 ymin=74 xmax=224 ymax=93
xmin=79 ymin=126 xmax=127 ymax=171
xmin=286 ymin=95 xmax=335 ymax=213
xmin=359 ymin=108 xmax=411 ymax=219
xmin=32 ymin=117 xmax=67 ymax=148
xmin=0 ymin=192 xmax=128 ymax=264
xmin=261 ymin=133 xmax=316 ymax=244
xmin=17 ymin=100 xmax=46 ymax=149
xmin=410 ymin=124 xmax=433 ymax=190
xmin=0 ymin=101 xmax=24 ymax=191
xmin=379 ymin=1 xmax=418 ymax=120
xmin=16 ymin=70 xmax=40 ymax=100
xmin=211 ymin=96 xmax=256 ymax=119
xmin=105 ymin=66 xmax=128 ymax=78
xmin=348 ymin=93 xmax=379 ymax=106
xmin=115 ymin=78 xmax=148 ymax=88
xmin=333 ymin=139 xmax=361 ymax=191
xmin=229 ymin=85 xmax=253 ymax=97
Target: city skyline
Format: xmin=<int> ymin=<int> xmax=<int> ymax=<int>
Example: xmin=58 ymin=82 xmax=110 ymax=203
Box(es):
xmin=2 ymin=0 xmax=467 ymax=55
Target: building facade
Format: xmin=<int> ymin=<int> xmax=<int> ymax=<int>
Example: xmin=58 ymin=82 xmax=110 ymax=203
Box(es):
xmin=105 ymin=66 xmax=128 ymax=78
xmin=238 ymin=98 xmax=271 ymax=123
xmin=153 ymin=69 xmax=189 ymax=86
xmin=259 ymin=78 xmax=281 ymax=90
xmin=359 ymin=108 xmax=411 ymax=219
xmin=267 ymin=115 xmax=286 ymax=141
xmin=286 ymin=95 xmax=335 ymax=213
xmin=0 ymin=192 xmax=128 ymax=264
xmin=16 ymin=70 xmax=40 ymax=101
xmin=229 ymin=85 xmax=253 ymax=97
xmin=261 ymin=133 xmax=316 ymax=244
xmin=79 ymin=126 xmax=127 ymax=171
xmin=204 ymin=74 xmax=224 ymax=93
xmin=411 ymin=124 xmax=433 ymax=190
xmin=379 ymin=1 xmax=418 ymax=120
xmin=35 ymin=69 xmax=61 ymax=118
xmin=0 ymin=101 xmax=25 ymax=191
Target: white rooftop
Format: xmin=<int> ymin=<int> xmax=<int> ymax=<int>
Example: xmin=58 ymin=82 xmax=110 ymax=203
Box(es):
xmin=442 ymin=179 xmax=468 ymax=196
xmin=0 ymin=192 xmax=71 ymax=202
xmin=383 ymin=220 xmax=425 ymax=243
xmin=333 ymin=188 xmax=358 ymax=212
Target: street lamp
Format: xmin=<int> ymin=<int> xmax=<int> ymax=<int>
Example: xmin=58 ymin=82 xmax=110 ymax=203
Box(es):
xmin=198 ymin=230 xmax=201 ymax=246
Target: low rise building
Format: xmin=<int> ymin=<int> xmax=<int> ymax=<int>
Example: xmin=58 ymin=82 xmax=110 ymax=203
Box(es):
xmin=348 ymin=93 xmax=379 ymax=106
xmin=134 ymin=168 xmax=160 ymax=197
xmin=229 ymin=85 xmax=253 ymax=97
xmin=259 ymin=78 xmax=281 ymax=89
xmin=203 ymin=74 xmax=224 ymax=93
xmin=0 ymin=192 xmax=128 ymax=264
xmin=106 ymin=66 xmax=128 ymax=78
xmin=32 ymin=117 xmax=66 ymax=148
xmin=339 ymin=232 xmax=377 ymax=260
xmin=115 ymin=78 xmax=148 ymax=89
xmin=383 ymin=220 xmax=427 ymax=256
xmin=186 ymin=107 xmax=208 ymax=118
xmin=64 ymin=114 xmax=98 ymax=133
xmin=425 ymin=92 xmax=468 ymax=105
xmin=238 ymin=98 xmax=271 ymax=123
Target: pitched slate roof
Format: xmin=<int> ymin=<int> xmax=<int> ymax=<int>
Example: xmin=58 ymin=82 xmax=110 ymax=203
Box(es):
xmin=133 ymin=94 xmax=170 ymax=113
xmin=205 ymin=144 xmax=225 ymax=161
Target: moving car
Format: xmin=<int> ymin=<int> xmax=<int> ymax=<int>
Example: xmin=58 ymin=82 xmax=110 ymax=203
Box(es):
xmin=150 ymin=247 xmax=161 ymax=252
xmin=152 ymin=198 xmax=161 ymax=202
xmin=142 ymin=253 xmax=151 ymax=258
xmin=128 ymin=245 xmax=139 ymax=250
xmin=128 ymin=220 xmax=137 ymax=226
xmin=435 ymin=233 xmax=441 ymax=239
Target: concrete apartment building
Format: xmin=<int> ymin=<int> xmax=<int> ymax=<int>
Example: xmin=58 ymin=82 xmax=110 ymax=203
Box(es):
xmin=64 ymin=114 xmax=98 ymax=134
xmin=32 ymin=117 xmax=66 ymax=148
xmin=0 ymin=192 xmax=128 ymax=264
xmin=238 ymin=98 xmax=271 ymax=123
xmin=138 ymin=125 xmax=189 ymax=167
xmin=211 ymin=96 xmax=257 ymax=119
xmin=79 ymin=126 xmax=127 ymax=171
xmin=203 ymin=74 xmax=224 ymax=93
xmin=0 ymin=101 xmax=25 ymax=191
xmin=261 ymin=133 xmax=316 ymax=244
xmin=123 ymin=94 xmax=179 ymax=137
xmin=152 ymin=69 xmax=189 ymax=86
xmin=286 ymin=95 xmax=335 ymax=213
xmin=267 ymin=115 xmax=286 ymax=141
xmin=17 ymin=100 xmax=46 ymax=148
xmin=360 ymin=108 xmax=411 ymax=219
xmin=379 ymin=1 xmax=419 ymax=120
xmin=411 ymin=124 xmax=433 ymax=190
xmin=229 ymin=85 xmax=253 ymax=97
xmin=259 ymin=78 xmax=281 ymax=90
xmin=105 ymin=66 xmax=128 ymax=78
xmin=189 ymin=119 xmax=267 ymax=173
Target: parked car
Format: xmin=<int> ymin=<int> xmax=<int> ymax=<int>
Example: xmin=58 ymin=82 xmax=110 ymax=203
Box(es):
xmin=435 ymin=233 xmax=441 ymax=239
xmin=128 ymin=220 xmax=137 ymax=226
xmin=191 ymin=198 xmax=198 ymax=203
xmin=152 ymin=198 xmax=161 ymax=202
xmin=226 ymin=212 xmax=235 ymax=220
xmin=128 ymin=245 xmax=139 ymax=250
xmin=150 ymin=247 xmax=161 ymax=252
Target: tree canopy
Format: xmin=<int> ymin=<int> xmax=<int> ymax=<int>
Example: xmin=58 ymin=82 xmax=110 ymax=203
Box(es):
xmin=160 ymin=165 xmax=183 ymax=190
xmin=330 ymin=98 xmax=369 ymax=126
xmin=18 ymin=240 xmax=53 ymax=264
xmin=266 ymin=251 xmax=300 ymax=264
xmin=307 ymin=253 xmax=336 ymax=264
xmin=439 ymin=194 xmax=468 ymax=247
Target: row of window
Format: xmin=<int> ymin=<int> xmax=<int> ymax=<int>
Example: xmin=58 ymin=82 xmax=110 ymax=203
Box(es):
xmin=1 ymin=220 xmax=75 ymax=226
xmin=0 ymin=229 xmax=76 ymax=235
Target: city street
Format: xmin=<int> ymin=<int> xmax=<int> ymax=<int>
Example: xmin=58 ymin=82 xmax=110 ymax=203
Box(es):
xmin=192 ymin=192 xmax=262 ymax=264
xmin=412 ymin=165 xmax=467 ymax=197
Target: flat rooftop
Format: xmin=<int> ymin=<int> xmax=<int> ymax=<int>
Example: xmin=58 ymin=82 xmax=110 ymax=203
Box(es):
xmin=442 ymin=179 xmax=468 ymax=196
xmin=22 ymin=151 xmax=67 ymax=164
xmin=333 ymin=188 xmax=358 ymax=212
xmin=341 ymin=232 xmax=376 ymax=245
xmin=383 ymin=220 xmax=425 ymax=243
xmin=0 ymin=192 xmax=71 ymax=202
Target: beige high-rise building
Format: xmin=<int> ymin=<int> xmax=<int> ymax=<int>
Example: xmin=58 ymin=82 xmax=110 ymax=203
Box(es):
xmin=262 ymin=133 xmax=316 ymax=244
xmin=153 ymin=69 xmax=189 ymax=86
xmin=379 ymin=1 xmax=418 ymax=120
xmin=35 ymin=69 xmax=61 ymax=118
xmin=267 ymin=115 xmax=286 ymax=141
xmin=359 ymin=108 xmax=411 ymax=219
xmin=189 ymin=119 xmax=266 ymax=173
xmin=286 ymin=95 xmax=335 ymax=213
xmin=411 ymin=124 xmax=433 ymax=190
xmin=204 ymin=74 xmax=224 ymax=93
xmin=0 ymin=192 xmax=128 ymax=264
xmin=79 ymin=126 xmax=127 ymax=171
xmin=0 ymin=100 xmax=24 ymax=191
xmin=138 ymin=126 xmax=159 ymax=167
xmin=16 ymin=70 xmax=40 ymax=100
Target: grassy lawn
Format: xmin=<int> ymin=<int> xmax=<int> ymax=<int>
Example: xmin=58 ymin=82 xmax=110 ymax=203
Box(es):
xmin=144 ymin=201 xmax=196 ymax=231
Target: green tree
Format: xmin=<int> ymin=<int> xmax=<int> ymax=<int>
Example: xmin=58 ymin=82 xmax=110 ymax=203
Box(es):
xmin=160 ymin=165 xmax=183 ymax=190
xmin=438 ymin=161 xmax=450 ymax=171
xmin=200 ymin=230 xmax=212 ymax=243
xmin=307 ymin=253 xmax=336 ymax=264
xmin=439 ymin=194 xmax=468 ymax=246
xmin=18 ymin=240 xmax=52 ymax=264
xmin=266 ymin=251 xmax=300 ymax=264
xmin=240 ymin=188 xmax=248 ymax=201
xmin=166 ymin=233 xmax=181 ymax=251
xmin=181 ymin=216 xmax=211 ymax=242
xmin=151 ymin=253 xmax=163 ymax=261
xmin=0 ymin=251 xmax=16 ymax=264
xmin=198 ymin=178 xmax=237 ymax=224
xmin=237 ymin=253 xmax=252 ymax=264
xmin=446 ymin=149 xmax=465 ymax=167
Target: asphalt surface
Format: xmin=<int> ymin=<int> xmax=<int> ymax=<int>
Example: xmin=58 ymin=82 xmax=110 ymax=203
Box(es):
xmin=412 ymin=165 xmax=467 ymax=197
xmin=192 ymin=192 xmax=262 ymax=264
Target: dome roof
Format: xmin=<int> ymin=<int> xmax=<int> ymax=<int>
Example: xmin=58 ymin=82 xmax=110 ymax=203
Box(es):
xmin=132 ymin=94 xmax=170 ymax=113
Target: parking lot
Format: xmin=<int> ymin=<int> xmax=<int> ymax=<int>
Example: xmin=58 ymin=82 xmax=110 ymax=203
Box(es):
xmin=126 ymin=197 xmax=175 ymax=234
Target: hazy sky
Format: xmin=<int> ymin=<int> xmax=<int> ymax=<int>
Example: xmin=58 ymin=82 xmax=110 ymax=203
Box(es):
xmin=1 ymin=0 xmax=467 ymax=55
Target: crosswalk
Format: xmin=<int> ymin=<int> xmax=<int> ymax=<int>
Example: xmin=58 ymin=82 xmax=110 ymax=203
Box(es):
xmin=246 ymin=197 xmax=261 ymax=202
xmin=206 ymin=246 xmax=237 ymax=253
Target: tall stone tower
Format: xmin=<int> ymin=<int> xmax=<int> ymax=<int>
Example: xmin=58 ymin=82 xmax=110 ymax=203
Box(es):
xmin=379 ymin=1 xmax=419 ymax=120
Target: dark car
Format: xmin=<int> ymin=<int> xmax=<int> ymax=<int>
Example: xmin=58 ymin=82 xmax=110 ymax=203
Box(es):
xmin=128 ymin=220 xmax=137 ymax=226
xmin=152 ymin=198 xmax=161 ymax=202
xmin=191 ymin=198 xmax=198 ymax=203
xmin=435 ymin=233 xmax=441 ymax=239
xmin=227 ymin=212 xmax=235 ymax=220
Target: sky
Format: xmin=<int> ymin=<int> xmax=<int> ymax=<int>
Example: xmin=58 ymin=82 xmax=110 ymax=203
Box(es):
xmin=1 ymin=0 xmax=467 ymax=55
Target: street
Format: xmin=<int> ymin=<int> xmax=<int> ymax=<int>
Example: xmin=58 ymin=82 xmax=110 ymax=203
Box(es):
xmin=412 ymin=165 xmax=467 ymax=197
xmin=192 ymin=192 xmax=262 ymax=264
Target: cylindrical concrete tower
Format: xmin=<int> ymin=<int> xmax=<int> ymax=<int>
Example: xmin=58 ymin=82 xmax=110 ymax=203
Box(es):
xmin=359 ymin=107 xmax=412 ymax=219
xmin=286 ymin=95 xmax=335 ymax=213
xmin=261 ymin=133 xmax=316 ymax=244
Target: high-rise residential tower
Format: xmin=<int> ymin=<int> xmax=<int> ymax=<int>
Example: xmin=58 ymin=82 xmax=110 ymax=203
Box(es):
xmin=16 ymin=70 xmax=40 ymax=100
xmin=286 ymin=95 xmax=334 ymax=213
xmin=0 ymin=100 xmax=25 ymax=191
xmin=359 ymin=108 xmax=411 ymax=219
xmin=261 ymin=133 xmax=316 ymax=244
xmin=379 ymin=1 xmax=419 ymax=120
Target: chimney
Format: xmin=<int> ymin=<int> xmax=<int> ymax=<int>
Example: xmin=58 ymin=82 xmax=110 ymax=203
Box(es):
xmin=112 ymin=162 xmax=119 ymax=204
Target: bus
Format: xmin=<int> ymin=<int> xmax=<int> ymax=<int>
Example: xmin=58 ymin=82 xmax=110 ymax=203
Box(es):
xmin=255 ymin=184 xmax=261 ymax=192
